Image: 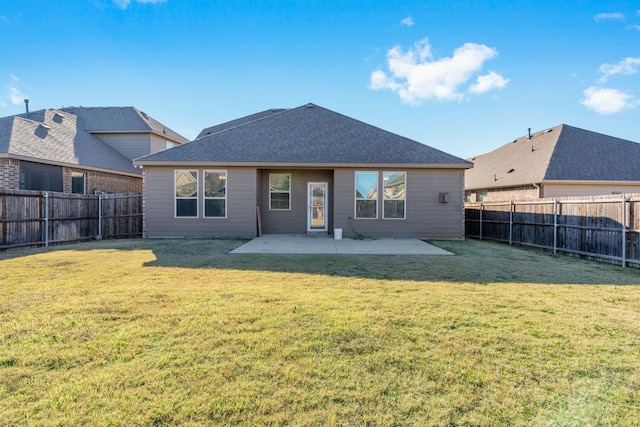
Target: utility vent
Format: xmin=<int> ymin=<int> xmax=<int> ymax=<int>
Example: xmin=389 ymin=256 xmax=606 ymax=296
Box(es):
xmin=439 ymin=192 xmax=449 ymax=203
xmin=507 ymin=168 xmax=515 ymax=173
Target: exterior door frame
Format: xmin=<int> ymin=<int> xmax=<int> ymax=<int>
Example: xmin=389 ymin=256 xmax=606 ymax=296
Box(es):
xmin=307 ymin=181 xmax=328 ymax=233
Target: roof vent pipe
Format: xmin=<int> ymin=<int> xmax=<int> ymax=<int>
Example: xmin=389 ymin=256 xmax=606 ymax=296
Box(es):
xmin=528 ymin=127 xmax=531 ymax=140
xmin=24 ymin=99 xmax=30 ymax=118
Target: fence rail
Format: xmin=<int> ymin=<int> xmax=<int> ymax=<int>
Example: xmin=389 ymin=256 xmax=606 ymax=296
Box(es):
xmin=0 ymin=190 xmax=142 ymax=250
xmin=465 ymin=194 xmax=640 ymax=267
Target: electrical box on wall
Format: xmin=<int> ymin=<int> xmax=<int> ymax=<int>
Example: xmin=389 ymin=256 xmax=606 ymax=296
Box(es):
xmin=439 ymin=192 xmax=449 ymax=203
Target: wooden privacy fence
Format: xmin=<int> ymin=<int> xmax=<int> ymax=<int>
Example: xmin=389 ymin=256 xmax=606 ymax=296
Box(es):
xmin=0 ymin=190 xmax=142 ymax=250
xmin=465 ymin=194 xmax=640 ymax=267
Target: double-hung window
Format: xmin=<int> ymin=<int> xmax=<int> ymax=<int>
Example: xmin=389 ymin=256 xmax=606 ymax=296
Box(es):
xmin=175 ymin=170 xmax=198 ymax=217
xmin=270 ymin=173 xmax=291 ymax=210
xmin=204 ymin=170 xmax=227 ymax=218
xmin=383 ymin=172 xmax=406 ymax=219
xmin=355 ymin=171 xmax=378 ymax=218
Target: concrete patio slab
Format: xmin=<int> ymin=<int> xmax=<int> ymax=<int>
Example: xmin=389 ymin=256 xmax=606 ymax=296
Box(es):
xmin=229 ymin=234 xmax=454 ymax=255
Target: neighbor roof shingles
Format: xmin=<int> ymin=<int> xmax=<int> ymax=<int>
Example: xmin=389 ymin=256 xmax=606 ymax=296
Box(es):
xmin=465 ymin=124 xmax=640 ymax=190
xmin=60 ymin=106 xmax=189 ymax=144
xmin=1 ymin=109 xmax=139 ymax=175
xmin=137 ymin=103 xmax=471 ymax=166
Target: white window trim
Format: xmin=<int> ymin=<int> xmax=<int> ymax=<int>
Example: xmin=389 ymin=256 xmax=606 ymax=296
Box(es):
xmin=175 ymin=169 xmax=199 ymax=218
xmin=382 ymin=171 xmax=407 ymax=220
xmin=203 ymin=170 xmax=227 ymax=218
xmin=354 ymin=171 xmax=378 ymax=219
xmin=269 ymin=173 xmax=292 ymax=211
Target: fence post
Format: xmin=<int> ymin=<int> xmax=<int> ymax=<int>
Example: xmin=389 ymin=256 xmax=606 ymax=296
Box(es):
xmin=553 ymin=199 xmax=558 ymax=255
xmin=622 ymin=198 xmax=627 ymax=268
xmin=98 ymin=194 xmax=104 ymax=238
xmin=479 ymin=202 xmax=483 ymax=240
xmin=509 ymin=200 xmax=513 ymax=245
xmin=43 ymin=192 xmax=49 ymax=247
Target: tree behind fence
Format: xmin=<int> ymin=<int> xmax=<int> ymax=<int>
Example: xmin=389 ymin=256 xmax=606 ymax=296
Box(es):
xmin=0 ymin=190 xmax=142 ymax=250
xmin=465 ymin=194 xmax=640 ymax=267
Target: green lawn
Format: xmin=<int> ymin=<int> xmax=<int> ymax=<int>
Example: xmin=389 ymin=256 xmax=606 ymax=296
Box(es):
xmin=1 ymin=238 xmax=639 ymax=426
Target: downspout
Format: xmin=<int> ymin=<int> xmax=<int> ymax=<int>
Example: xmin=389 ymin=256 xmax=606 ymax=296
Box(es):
xmin=532 ymin=182 xmax=542 ymax=198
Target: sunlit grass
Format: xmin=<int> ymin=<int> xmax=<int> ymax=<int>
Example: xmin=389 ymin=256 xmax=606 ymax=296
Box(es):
xmin=1 ymin=238 xmax=639 ymax=426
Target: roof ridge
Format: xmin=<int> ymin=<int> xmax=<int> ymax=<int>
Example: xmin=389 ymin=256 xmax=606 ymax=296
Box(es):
xmin=195 ymin=108 xmax=291 ymax=140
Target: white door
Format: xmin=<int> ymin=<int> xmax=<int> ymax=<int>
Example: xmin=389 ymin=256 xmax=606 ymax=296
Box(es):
xmin=307 ymin=182 xmax=328 ymax=232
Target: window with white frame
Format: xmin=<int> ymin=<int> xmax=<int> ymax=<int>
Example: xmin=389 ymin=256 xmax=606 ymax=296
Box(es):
xmin=175 ymin=170 xmax=198 ymax=217
xmin=269 ymin=173 xmax=291 ymax=210
xmin=355 ymin=171 xmax=378 ymax=219
xmin=383 ymin=171 xmax=406 ymax=219
xmin=204 ymin=170 xmax=226 ymax=217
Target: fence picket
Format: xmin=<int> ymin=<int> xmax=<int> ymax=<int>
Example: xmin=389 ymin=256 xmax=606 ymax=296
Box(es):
xmin=466 ymin=193 xmax=640 ymax=267
xmin=0 ymin=190 xmax=142 ymax=250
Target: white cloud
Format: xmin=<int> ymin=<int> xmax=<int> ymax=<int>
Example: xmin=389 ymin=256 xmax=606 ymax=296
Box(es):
xmin=112 ymin=0 xmax=166 ymax=9
xmin=469 ymin=71 xmax=510 ymax=94
xmin=370 ymin=38 xmax=506 ymax=103
xmin=594 ymin=12 xmax=625 ymax=21
xmin=598 ymin=57 xmax=640 ymax=82
xmin=401 ymin=16 xmax=414 ymax=27
xmin=1 ymin=74 xmax=28 ymax=108
xmin=581 ymin=87 xmax=638 ymax=114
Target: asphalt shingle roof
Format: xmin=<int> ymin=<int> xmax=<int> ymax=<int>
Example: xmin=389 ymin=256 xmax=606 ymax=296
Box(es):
xmin=60 ymin=106 xmax=189 ymax=144
xmin=465 ymin=124 xmax=640 ymax=190
xmin=1 ymin=109 xmax=140 ymax=175
xmin=137 ymin=103 xmax=471 ymax=166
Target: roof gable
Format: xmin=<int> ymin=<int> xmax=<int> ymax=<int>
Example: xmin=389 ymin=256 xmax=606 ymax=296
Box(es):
xmin=137 ymin=103 xmax=471 ymax=167
xmin=1 ymin=109 xmax=139 ymax=175
xmin=465 ymin=124 xmax=640 ymax=191
xmin=60 ymin=106 xmax=189 ymax=144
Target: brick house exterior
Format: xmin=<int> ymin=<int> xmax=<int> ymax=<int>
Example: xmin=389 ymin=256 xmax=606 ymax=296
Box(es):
xmin=1 ymin=107 xmax=186 ymax=194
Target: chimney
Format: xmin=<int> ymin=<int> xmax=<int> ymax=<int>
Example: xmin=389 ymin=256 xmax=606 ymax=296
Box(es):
xmin=24 ymin=99 xmax=30 ymax=118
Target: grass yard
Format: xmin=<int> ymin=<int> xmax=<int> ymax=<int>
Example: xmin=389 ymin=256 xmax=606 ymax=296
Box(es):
xmin=1 ymin=238 xmax=640 ymax=426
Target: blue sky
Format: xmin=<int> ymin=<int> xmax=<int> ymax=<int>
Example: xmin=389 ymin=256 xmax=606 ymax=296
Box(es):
xmin=1 ymin=0 xmax=639 ymax=158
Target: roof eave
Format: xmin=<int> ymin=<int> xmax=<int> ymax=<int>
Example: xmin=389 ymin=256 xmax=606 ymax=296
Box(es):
xmin=3 ymin=153 xmax=142 ymax=177
xmin=134 ymin=160 xmax=473 ymax=169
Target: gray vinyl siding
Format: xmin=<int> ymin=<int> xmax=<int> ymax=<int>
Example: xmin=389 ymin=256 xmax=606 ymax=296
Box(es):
xmin=333 ymin=168 xmax=465 ymax=239
xmin=93 ymin=133 xmax=151 ymax=161
xmin=143 ymin=166 xmax=258 ymax=237
xmin=259 ymin=169 xmax=333 ymax=234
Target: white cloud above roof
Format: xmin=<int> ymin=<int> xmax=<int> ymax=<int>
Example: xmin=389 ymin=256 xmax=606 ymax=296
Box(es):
xmin=370 ymin=38 xmax=507 ymax=103
xmin=594 ymin=12 xmax=625 ymax=21
xmin=598 ymin=57 xmax=640 ymax=82
xmin=469 ymin=71 xmax=510 ymax=94
xmin=112 ymin=0 xmax=166 ymax=9
xmin=401 ymin=16 xmax=415 ymax=27
xmin=1 ymin=74 xmax=27 ymax=108
xmin=581 ymin=87 xmax=638 ymax=114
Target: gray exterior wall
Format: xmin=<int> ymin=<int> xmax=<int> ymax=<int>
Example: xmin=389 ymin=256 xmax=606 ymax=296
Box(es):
xmin=333 ymin=168 xmax=465 ymax=239
xmin=259 ymin=169 xmax=333 ymax=234
xmin=142 ymin=166 xmax=466 ymax=239
xmin=93 ymin=133 xmax=151 ymax=161
xmin=143 ymin=166 xmax=258 ymax=237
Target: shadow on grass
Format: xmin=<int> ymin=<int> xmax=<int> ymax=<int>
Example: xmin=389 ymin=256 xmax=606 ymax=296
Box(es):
xmin=2 ymin=237 xmax=638 ymax=285
xmin=139 ymin=237 xmax=640 ymax=285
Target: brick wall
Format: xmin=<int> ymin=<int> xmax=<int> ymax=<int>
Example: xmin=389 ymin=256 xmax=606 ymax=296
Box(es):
xmin=486 ymin=186 xmax=540 ymax=202
xmin=0 ymin=159 xmax=20 ymax=190
xmin=63 ymin=167 xmax=142 ymax=194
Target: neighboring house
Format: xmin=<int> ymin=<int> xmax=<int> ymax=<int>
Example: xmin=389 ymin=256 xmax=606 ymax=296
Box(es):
xmin=465 ymin=124 xmax=640 ymax=202
xmin=134 ymin=103 xmax=472 ymax=239
xmin=0 ymin=107 xmax=188 ymax=194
